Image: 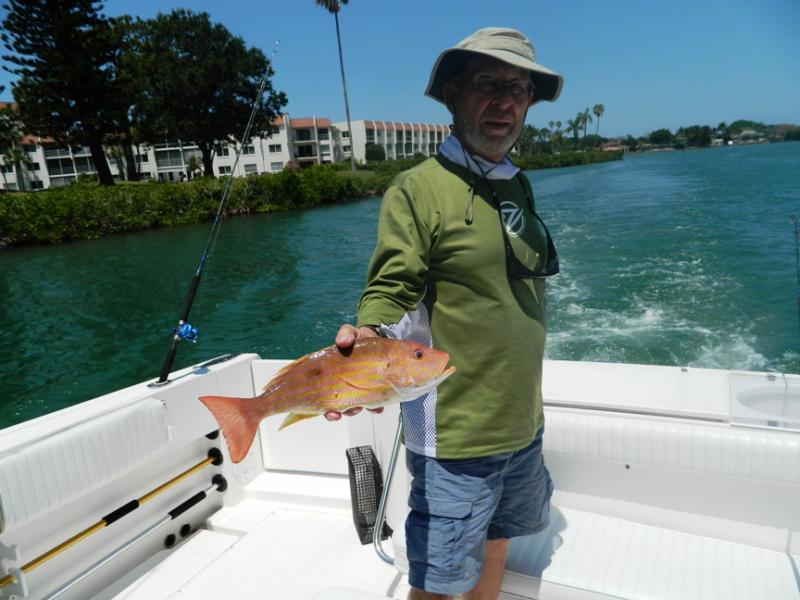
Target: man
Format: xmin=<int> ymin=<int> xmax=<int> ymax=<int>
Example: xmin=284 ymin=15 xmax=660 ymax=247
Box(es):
xmin=330 ymin=27 xmax=563 ymax=599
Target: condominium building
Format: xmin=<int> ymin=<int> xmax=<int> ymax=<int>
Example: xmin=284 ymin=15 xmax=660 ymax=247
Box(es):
xmin=0 ymin=111 xmax=449 ymax=191
xmin=333 ymin=120 xmax=451 ymax=163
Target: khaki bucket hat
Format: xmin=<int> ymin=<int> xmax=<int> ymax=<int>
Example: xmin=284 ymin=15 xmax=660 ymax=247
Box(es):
xmin=425 ymin=27 xmax=564 ymax=106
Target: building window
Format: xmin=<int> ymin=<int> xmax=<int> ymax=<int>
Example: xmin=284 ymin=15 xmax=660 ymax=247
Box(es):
xmin=217 ymin=145 xmax=229 ymax=157
xmin=343 ymin=145 xmax=351 ymax=153
xmin=155 ymin=149 xmax=183 ymax=168
xmin=49 ymin=176 xmax=75 ymax=187
xmin=75 ymin=157 xmax=95 ymax=173
xmin=23 ymin=144 xmax=37 ymax=153
xmin=1 ymin=164 xmax=12 ymax=174
xmin=366 ymin=130 xmax=375 ymax=143
xmin=29 ymin=162 xmax=40 ymax=171
xmin=341 ymin=131 xmax=350 ymax=139
xmin=270 ymin=161 xmax=283 ymax=171
xmin=44 ymin=145 xmax=70 ymax=159
xmin=320 ymin=144 xmax=330 ymax=154
xmin=268 ymin=144 xmax=281 ymax=153
xmin=271 ymin=126 xmax=280 ymax=135
xmin=30 ymin=180 xmax=44 ymax=190
xmin=218 ymin=165 xmax=231 ymax=175
xmin=244 ymin=163 xmax=257 ymax=174
xmin=318 ymin=128 xmax=329 ymax=141
xmin=47 ymin=157 xmax=75 ymax=176
xmin=136 ymin=153 xmax=149 ymax=163
xmin=241 ymin=144 xmax=255 ymax=155
xmin=71 ymin=145 xmax=91 ymax=156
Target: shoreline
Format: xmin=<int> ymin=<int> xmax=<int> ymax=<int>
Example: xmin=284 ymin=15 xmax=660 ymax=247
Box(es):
xmin=0 ymin=151 xmax=622 ymax=251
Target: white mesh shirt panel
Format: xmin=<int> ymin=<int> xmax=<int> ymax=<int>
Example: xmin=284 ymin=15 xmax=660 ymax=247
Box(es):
xmin=378 ymin=295 xmax=438 ymax=457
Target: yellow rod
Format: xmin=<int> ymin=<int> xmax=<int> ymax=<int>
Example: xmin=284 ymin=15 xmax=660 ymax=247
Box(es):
xmin=138 ymin=456 xmax=214 ymax=504
xmin=0 ymin=454 xmax=216 ymax=589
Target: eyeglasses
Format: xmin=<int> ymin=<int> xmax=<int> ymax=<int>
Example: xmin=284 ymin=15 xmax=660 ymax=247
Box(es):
xmin=466 ymin=77 xmax=535 ymax=101
xmin=484 ymin=177 xmax=560 ymax=279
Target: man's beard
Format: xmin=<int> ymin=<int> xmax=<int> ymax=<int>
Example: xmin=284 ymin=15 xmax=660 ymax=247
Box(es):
xmin=455 ymin=112 xmax=518 ymax=161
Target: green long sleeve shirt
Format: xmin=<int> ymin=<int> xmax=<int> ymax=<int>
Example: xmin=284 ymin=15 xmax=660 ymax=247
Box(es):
xmin=357 ymin=155 xmax=549 ymax=459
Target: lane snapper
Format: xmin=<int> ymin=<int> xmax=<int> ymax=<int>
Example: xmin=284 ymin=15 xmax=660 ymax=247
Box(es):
xmin=199 ymin=337 xmax=456 ymax=463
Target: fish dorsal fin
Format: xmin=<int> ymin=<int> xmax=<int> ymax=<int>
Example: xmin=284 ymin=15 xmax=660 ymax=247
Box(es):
xmin=263 ymin=352 xmax=314 ymax=391
xmin=279 ymin=412 xmax=316 ymax=430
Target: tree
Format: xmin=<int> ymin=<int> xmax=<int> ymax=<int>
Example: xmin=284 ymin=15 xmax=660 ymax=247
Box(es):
xmin=2 ymin=0 xmax=121 ymax=185
xmin=592 ymin=104 xmax=605 ymax=146
xmin=106 ymin=15 xmax=146 ymax=181
xmin=581 ymin=108 xmax=593 ymax=144
xmin=2 ymin=145 xmax=32 ymax=191
xmin=134 ymin=10 xmax=286 ymax=177
xmin=548 ymin=120 xmax=562 ymax=151
xmin=364 ymin=142 xmax=385 ymax=161
xmin=316 ymin=0 xmax=355 ymax=171
xmin=680 ymin=125 xmax=712 ymax=147
xmin=536 ymin=127 xmax=550 ymax=151
xmin=517 ymin=124 xmax=537 ymax=154
xmin=717 ymin=121 xmax=730 ymax=145
xmin=648 ymin=128 xmax=673 ymax=146
xmin=0 ymin=90 xmax=19 ymax=189
xmin=566 ymin=118 xmax=581 ymax=148
xmin=186 ymin=155 xmax=202 ymax=177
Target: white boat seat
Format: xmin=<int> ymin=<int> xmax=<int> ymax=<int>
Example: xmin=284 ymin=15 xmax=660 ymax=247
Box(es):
xmin=543 ymin=409 xmax=800 ymax=486
xmin=0 ymin=398 xmax=171 ymax=533
xmin=504 ymin=506 xmax=799 ymax=600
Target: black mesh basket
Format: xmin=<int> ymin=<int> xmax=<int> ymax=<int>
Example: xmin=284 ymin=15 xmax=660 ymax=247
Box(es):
xmin=345 ymin=445 xmax=393 ymax=545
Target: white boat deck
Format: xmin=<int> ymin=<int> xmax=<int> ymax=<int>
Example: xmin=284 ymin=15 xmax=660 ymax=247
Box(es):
xmin=99 ymin=470 xmax=800 ymax=600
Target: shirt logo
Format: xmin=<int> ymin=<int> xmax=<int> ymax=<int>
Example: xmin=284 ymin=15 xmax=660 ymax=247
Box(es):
xmin=500 ymin=201 xmax=525 ymax=237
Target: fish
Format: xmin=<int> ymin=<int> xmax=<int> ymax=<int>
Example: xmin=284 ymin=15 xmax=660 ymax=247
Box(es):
xmin=199 ymin=337 xmax=456 ymax=463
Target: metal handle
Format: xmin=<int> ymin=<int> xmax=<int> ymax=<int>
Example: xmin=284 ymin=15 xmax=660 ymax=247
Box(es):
xmin=373 ymin=411 xmax=403 ymax=565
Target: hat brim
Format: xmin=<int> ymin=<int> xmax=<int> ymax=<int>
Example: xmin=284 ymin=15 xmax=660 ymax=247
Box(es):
xmin=424 ymin=48 xmax=564 ymax=106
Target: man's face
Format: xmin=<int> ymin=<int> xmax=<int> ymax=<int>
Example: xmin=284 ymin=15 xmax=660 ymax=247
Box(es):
xmin=447 ymin=56 xmax=533 ymax=162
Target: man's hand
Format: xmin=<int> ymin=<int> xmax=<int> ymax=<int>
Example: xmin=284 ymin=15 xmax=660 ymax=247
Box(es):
xmin=326 ymin=324 xmax=385 ymax=421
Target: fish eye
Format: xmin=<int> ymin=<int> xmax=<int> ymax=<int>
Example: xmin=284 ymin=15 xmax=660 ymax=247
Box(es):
xmin=414 ymin=349 xmax=424 ymax=359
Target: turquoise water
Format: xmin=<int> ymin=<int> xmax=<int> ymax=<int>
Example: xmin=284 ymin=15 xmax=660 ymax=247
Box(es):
xmin=1 ymin=143 xmax=799 ymax=427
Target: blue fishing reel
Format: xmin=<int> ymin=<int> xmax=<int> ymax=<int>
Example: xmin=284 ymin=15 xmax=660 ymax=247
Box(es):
xmin=174 ymin=322 xmax=199 ymax=343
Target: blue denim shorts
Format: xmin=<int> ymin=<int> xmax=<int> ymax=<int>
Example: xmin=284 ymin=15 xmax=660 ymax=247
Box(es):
xmin=404 ymin=430 xmax=553 ymax=595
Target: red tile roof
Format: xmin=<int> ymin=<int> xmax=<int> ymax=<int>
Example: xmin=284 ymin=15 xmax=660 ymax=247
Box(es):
xmin=290 ymin=117 xmax=315 ymax=128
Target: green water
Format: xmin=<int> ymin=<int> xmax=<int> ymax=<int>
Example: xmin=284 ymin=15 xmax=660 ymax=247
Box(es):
xmin=2 ymin=143 xmax=799 ymax=428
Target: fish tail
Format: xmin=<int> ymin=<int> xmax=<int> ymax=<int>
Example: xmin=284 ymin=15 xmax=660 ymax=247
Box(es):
xmin=199 ymin=395 xmax=263 ymax=464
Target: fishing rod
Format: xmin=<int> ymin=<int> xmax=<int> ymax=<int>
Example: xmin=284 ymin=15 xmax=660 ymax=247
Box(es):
xmin=151 ymin=41 xmax=280 ymax=387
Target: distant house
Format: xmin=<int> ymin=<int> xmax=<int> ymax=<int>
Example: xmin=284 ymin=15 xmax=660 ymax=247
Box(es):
xmin=601 ymin=139 xmax=629 ymax=153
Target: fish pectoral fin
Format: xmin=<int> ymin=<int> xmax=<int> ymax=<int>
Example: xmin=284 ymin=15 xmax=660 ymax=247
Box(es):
xmin=279 ymin=412 xmax=317 ymax=430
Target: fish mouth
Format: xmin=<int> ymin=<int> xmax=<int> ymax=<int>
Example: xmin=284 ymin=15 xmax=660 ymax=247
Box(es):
xmin=436 ymin=354 xmax=456 ymax=379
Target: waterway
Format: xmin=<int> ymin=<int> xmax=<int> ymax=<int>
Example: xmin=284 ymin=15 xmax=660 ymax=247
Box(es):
xmin=1 ymin=142 xmax=799 ymax=428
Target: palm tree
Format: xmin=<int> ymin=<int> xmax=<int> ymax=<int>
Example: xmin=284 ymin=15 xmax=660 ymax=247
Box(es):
xmin=592 ymin=104 xmax=605 ymax=146
xmin=316 ymin=0 xmax=356 ymax=170
xmin=581 ymin=108 xmax=593 ymax=144
xmin=566 ymin=118 xmax=581 ymax=149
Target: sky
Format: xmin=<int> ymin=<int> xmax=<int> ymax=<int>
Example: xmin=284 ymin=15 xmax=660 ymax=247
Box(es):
xmin=0 ymin=0 xmax=798 ymax=138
